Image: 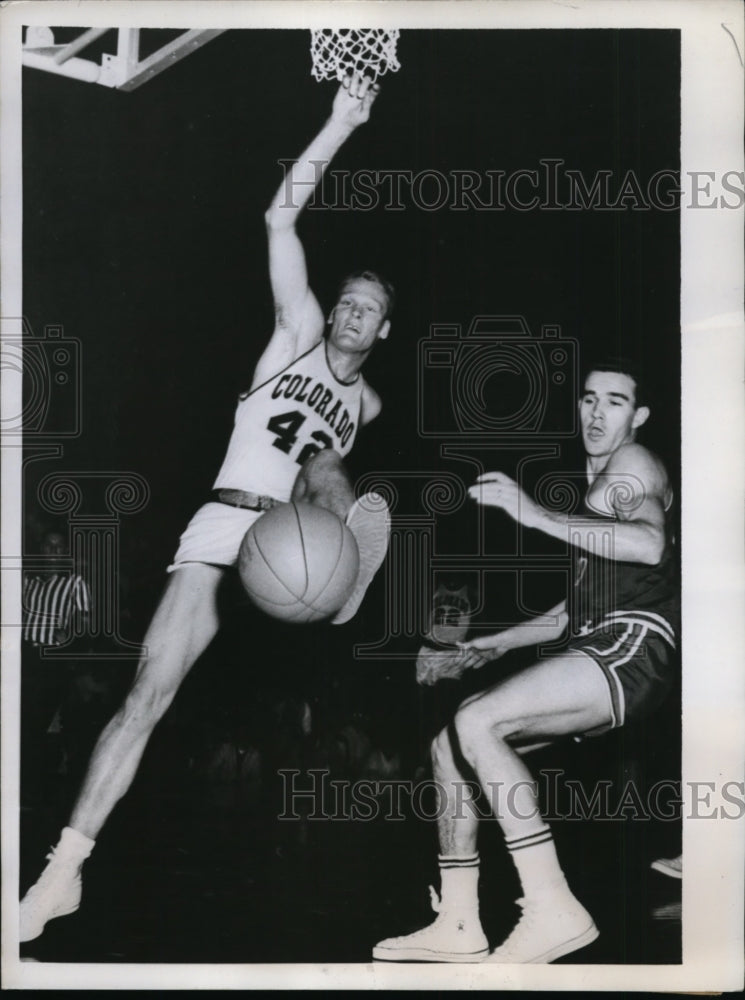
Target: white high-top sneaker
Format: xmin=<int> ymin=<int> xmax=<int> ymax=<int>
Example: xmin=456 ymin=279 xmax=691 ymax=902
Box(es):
xmin=332 ymin=492 xmax=390 ymax=624
xmin=20 ymin=828 xmax=94 ymax=942
xmin=20 ymin=849 xmax=82 ymax=942
xmin=485 ymin=891 xmax=598 ymax=964
xmin=372 ymin=886 xmax=489 ymax=962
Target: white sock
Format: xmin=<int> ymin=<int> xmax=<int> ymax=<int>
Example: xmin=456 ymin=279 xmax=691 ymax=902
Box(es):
xmin=56 ymin=826 xmax=95 ymax=865
xmin=504 ymin=826 xmax=569 ymax=899
xmin=437 ymin=852 xmax=480 ymax=916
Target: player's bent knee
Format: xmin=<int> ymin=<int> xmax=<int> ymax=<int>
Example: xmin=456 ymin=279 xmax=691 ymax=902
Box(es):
xmin=453 ymin=702 xmax=511 ymax=760
xmin=301 ymin=448 xmax=344 ymax=474
xmin=291 ymin=449 xmax=353 ymax=520
xmin=296 ymin=449 xmax=345 ymax=491
xmin=291 ymin=449 xmax=346 ymax=504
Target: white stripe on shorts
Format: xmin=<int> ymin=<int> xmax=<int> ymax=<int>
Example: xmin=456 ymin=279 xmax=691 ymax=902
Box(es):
xmin=582 ymin=621 xmax=650 ymax=727
xmin=603 ymin=610 xmax=675 ymax=647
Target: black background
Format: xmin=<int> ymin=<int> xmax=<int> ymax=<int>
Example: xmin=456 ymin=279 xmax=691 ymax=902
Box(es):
xmin=23 ymin=29 xmax=680 ymax=571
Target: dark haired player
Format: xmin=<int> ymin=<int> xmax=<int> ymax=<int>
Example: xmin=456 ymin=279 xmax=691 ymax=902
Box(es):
xmin=374 ymin=361 xmax=677 ymax=963
xmin=21 ymin=74 xmax=393 ymax=942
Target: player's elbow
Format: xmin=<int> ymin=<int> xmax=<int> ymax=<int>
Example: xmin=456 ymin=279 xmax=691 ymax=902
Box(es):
xmin=264 ymin=205 xmax=294 ymax=233
xmin=638 ymin=528 xmax=665 ymax=566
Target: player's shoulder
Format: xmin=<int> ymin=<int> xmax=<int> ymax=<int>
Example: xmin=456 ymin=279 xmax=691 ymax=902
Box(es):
xmin=250 ymin=322 xmax=325 ymax=391
xmin=605 ymin=442 xmax=670 ymax=498
xmin=360 ymin=381 xmax=382 ymax=425
xmin=606 ymin=442 xmax=666 ymax=477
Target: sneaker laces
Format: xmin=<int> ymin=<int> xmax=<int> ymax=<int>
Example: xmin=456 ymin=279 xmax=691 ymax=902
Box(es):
xmin=25 ymin=846 xmax=77 ymax=897
xmin=43 ymin=845 xmax=66 ymax=868
xmin=493 ymin=898 xmax=538 ymax=953
xmin=428 ymin=884 xmax=442 ymax=913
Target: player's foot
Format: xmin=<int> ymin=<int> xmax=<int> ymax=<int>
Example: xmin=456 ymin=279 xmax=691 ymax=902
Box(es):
xmin=332 ymin=492 xmax=390 ymax=624
xmin=372 ymin=885 xmax=489 ymax=962
xmin=650 ymin=854 xmax=682 ymax=879
xmin=485 ymin=892 xmax=598 ymax=964
xmin=20 ymin=847 xmax=83 ymax=942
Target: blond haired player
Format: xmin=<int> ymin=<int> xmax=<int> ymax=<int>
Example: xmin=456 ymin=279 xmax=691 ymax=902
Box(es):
xmin=21 ymin=74 xmax=393 ymax=943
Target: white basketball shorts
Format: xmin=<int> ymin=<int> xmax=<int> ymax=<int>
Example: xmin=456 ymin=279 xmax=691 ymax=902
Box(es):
xmin=167 ymin=502 xmax=263 ymax=572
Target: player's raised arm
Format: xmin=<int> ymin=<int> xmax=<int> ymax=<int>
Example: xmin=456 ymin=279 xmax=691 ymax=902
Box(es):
xmin=258 ymin=74 xmax=381 ymax=376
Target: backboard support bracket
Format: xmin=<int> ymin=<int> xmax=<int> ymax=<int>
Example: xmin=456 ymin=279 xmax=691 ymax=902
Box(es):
xmin=22 ymin=27 xmax=226 ymax=91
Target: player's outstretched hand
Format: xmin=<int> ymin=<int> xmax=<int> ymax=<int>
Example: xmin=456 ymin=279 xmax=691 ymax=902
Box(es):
xmin=468 ymin=471 xmax=541 ymax=528
xmin=416 ymin=632 xmax=513 ymax=686
xmin=331 ymin=71 xmax=381 ymax=130
xmin=456 ymin=633 xmax=512 ymax=669
xmin=416 ymin=644 xmax=473 ymax=686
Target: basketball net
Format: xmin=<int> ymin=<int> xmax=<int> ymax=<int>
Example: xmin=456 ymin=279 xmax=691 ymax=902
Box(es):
xmin=310 ymin=28 xmax=401 ymax=83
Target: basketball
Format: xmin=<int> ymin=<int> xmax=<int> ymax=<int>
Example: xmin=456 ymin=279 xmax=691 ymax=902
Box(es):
xmin=238 ymin=502 xmax=360 ymax=623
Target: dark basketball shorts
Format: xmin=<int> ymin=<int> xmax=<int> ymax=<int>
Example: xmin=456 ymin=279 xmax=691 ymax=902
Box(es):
xmin=570 ymin=610 xmax=677 ymax=736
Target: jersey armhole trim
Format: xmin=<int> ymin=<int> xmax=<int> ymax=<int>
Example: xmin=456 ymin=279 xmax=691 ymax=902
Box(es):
xmin=238 ymin=340 xmax=323 ymax=401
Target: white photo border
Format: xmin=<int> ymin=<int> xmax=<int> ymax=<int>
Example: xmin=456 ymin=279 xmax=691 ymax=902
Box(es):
xmin=2 ymin=0 xmax=743 ymax=991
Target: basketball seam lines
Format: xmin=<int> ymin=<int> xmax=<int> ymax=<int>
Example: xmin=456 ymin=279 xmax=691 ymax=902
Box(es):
xmin=248 ymin=504 xmax=352 ymax=619
xmin=252 ymin=524 xmax=307 ymax=603
xmin=305 ymin=514 xmax=350 ymax=612
xmin=292 ymin=502 xmax=311 ymax=600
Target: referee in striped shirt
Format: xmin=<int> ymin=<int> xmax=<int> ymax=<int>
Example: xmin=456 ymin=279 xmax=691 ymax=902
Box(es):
xmin=23 ymin=532 xmax=90 ymax=646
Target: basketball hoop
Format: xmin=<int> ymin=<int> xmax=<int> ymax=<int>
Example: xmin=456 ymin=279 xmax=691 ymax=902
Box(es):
xmin=310 ymin=28 xmax=401 ymax=83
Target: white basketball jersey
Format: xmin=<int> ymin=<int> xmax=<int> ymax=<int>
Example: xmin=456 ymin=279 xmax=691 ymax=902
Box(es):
xmin=213 ymin=340 xmax=365 ymax=501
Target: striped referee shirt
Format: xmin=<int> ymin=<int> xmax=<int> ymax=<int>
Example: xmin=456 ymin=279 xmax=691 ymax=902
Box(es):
xmin=22 ymin=573 xmax=90 ymax=646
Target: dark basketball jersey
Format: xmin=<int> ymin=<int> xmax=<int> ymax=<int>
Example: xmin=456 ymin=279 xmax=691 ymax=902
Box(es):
xmin=569 ymin=496 xmax=678 ymax=637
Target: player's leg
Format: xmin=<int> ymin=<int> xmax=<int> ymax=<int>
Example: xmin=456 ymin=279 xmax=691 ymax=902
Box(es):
xmin=69 ymin=563 xmax=225 ymax=837
xmin=291 ymin=447 xmax=354 ymax=519
xmin=462 ymin=651 xmax=610 ymax=963
xmin=453 ymin=651 xmax=612 ymax=962
xmin=372 ymin=706 xmax=490 ymax=962
xmin=374 ymin=650 xmax=611 ymax=963
xmin=20 ymin=563 xmax=225 ymax=942
xmin=291 ymin=449 xmax=390 ymax=624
